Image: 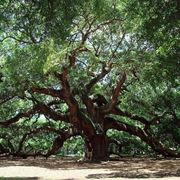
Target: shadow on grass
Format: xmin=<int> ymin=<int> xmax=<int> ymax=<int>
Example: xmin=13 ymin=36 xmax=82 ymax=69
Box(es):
xmin=0 ymin=157 xmax=179 ymax=179
xmin=86 ymin=169 xmax=180 ymax=179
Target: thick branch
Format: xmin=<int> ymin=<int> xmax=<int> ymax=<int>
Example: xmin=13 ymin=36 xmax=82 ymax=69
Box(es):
xmin=31 ymin=87 xmax=65 ymax=99
xmin=0 ymin=109 xmax=34 ymax=126
xmin=35 ymin=103 xmax=69 ymax=123
xmin=110 ymin=108 xmax=168 ymax=131
xmin=85 ymin=62 xmax=112 ymax=93
xmin=171 ymin=110 xmax=180 ymax=127
xmin=55 ymin=70 xmax=79 ymax=125
xmin=60 ymin=72 xmax=77 ymax=109
xmin=108 ymin=138 xmax=129 ymax=156
xmin=81 ymin=95 xmax=96 ymax=120
xmin=0 ymin=102 xmax=69 ymax=127
xmin=105 ymin=117 xmax=180 ymax=157
xmin=45 ymin=128 xmax=80 ymax=158
xmin=110 ymin=107 xmax=149 ymax=125
xmin=17 ymin=126 xmax=66 ymax=154
xmin=0 ymin=95 xmax=16 ymax=105
xmin=103 ymin=72 xmax=126 ymax=113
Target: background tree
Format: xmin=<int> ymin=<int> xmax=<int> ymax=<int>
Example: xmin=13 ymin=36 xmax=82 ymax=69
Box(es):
xmin=0 ymin=0 xmax=179 ymax=161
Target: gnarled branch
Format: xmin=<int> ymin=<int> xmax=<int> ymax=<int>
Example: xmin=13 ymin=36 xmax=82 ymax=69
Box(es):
xmin=31 ymin=87 xmax=65 ymax=99
xmin=103 ymin=72 xmax=126 ymax=113
xmin=105 ymin=117 xmax=180 ymax=158
xmin=85 ymin=62 xmax=112 ymax=93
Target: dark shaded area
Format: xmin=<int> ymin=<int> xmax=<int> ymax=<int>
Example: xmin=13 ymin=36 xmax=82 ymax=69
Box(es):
xmin=87 ymin=169 xmax=180 ymax=179
xmin=0 ymin=157 xmax=179 ymax=179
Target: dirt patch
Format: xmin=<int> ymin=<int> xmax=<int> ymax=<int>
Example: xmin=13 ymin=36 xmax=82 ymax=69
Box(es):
xmin=0 ymin=157 xmax=179 ymax=179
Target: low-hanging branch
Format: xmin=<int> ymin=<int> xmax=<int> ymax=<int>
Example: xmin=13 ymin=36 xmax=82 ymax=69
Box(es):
xmin=34 ymin=102 xmax=69 ymax=123
xmin=45 ymin=127 xmax=81 ymax=158
xmin=1 ymin=125 xmax=80 ymax=158
xmin=31 ymin=87 xmax=65 ymax=99
xmin=0 ymin=101 xmax=69 ymax=127
xmin=105 ymin=117 xmax=180 ymax=158
xmin=110 ymin=107 xmax=168 ymax=128
xmin=17 ymin=126 xmax=62 ymax=154
xmin=0 ymin=108 xmax=35 ymax=127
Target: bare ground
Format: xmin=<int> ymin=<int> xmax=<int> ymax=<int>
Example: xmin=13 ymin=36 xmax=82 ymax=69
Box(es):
xmin=0 ymin=156 xmax=179 ymax=180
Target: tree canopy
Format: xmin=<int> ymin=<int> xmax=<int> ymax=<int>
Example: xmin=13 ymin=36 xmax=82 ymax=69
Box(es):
xmin=0 ymin=0 xmax=179 ymax=160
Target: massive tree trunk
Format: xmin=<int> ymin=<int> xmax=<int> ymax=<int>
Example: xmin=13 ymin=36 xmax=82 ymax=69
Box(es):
xmin=90 ymin=134 xmax=108 ymax=161
xmin=84 ymin=134 xmax=108 ymax=161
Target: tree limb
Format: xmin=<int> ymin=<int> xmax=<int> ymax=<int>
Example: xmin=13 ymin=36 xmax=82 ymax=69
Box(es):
xmin=105 ymin=117 xmax=180 ymax=157
xmin=31 ymin=87 xmax=65 ymax=99
xmin=85 ymin=62 xmax=112 ymax=93
xmin=0 ymin=108 xmax=35 ymax=126
xmin=103 ymin=72 xmax=126 ymax=113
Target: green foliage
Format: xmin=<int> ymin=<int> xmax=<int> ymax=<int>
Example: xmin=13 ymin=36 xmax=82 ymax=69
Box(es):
xmin=107 ymin=129 xmax=150 ymax=155
xmin=59 ymin=136 xmax=84 ymax=156
xmin=122 ymin=0 xmax=180 ymax=80
xmin=0 ymin=0 xmax=179 ymax=158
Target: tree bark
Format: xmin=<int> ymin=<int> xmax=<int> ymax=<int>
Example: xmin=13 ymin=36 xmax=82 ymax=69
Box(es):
xmin=85 ymin=135 xmax=108 ymax=161
xmin=105 ymin=117 xmax=180 ymax=158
